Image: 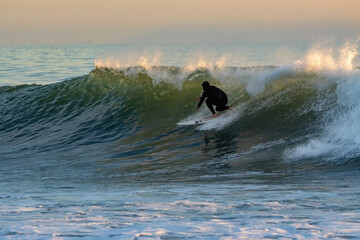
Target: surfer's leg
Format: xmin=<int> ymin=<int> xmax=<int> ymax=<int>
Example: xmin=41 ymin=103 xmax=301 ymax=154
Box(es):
xmin=214 ymin=97 xmax=229 ymax=112
xmin=215 ymin=105 xmax=229 ymax=111
xmin=205 ymin=98 xmax=216 ymax=115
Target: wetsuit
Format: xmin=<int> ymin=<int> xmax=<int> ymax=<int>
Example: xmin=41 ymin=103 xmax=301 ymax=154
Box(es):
xmin=197 ymin=85 xmax=229 ymax=115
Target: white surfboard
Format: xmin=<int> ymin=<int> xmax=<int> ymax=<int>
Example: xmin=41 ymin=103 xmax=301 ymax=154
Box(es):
xmin=177 ymin=106 xmax=236 ymax=127
xmin=177 ymin=117 xmax=215 ymax=126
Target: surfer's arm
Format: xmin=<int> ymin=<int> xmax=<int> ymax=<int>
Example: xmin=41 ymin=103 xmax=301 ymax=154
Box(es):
xmin=197 ymin=93 xmax=206 ymax=109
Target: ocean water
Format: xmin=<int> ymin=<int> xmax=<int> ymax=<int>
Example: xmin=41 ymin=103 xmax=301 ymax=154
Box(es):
xmin=1 ymin=41 xmax=360 ymax=239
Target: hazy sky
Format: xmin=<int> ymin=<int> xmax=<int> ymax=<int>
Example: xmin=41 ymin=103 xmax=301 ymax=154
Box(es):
xmin=1 ymin=0 xmax=360 ymax=45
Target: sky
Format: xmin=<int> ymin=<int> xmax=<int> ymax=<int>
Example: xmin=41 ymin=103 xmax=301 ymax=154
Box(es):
xmin=1 ymin=0 xmax=360 ymax=45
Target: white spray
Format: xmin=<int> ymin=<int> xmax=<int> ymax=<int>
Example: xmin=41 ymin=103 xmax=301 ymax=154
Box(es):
xmin=284 ymin=40 xmax=360 ymax=161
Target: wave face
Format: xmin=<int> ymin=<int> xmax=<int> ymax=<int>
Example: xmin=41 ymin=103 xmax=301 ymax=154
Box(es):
xmin=1 ymin=43 xmax=360 ymax=181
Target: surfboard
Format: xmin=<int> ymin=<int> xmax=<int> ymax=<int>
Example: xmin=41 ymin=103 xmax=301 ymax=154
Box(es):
xmin=177 ymin=117 xmax=214 ymax=126
xmin=177 ymin=106 xmax=234 ymax=126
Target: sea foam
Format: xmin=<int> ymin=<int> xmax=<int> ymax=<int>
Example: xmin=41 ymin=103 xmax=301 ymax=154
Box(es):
xmin=284 ymin=40 xmax=360 ymax=161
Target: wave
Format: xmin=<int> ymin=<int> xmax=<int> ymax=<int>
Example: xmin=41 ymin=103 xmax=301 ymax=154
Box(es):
xmin=1 ymin=42 xmax=360 ymax=168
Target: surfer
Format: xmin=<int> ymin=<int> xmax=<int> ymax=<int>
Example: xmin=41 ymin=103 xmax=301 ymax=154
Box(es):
xmin=197 ymin=81 xmax=230 ymax=117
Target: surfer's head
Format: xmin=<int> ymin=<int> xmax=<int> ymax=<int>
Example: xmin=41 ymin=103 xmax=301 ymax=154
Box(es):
xmin=202 ymin=81 xmax=210 ymax=90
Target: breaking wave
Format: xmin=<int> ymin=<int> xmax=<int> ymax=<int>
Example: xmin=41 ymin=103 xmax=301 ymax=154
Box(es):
xmin=1 ymin=41 xmax=360 ymax=173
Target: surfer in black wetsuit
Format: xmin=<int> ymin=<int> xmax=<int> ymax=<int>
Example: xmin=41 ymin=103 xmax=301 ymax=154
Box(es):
xmin=197 ymin=81 xmax=230 ymax=117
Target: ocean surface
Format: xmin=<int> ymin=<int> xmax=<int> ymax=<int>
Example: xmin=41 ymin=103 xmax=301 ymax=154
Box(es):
xmin=1 ymin=41 xmax=360 ymax=239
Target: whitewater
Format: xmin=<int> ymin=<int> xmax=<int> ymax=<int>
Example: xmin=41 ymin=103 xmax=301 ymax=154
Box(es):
xmin=1 ymin=41 xmax=360 ymax=239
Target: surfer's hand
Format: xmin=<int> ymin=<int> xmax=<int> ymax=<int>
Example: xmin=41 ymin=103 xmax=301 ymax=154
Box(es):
xmin=212 ymin=114 xmax=217 ymax=118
